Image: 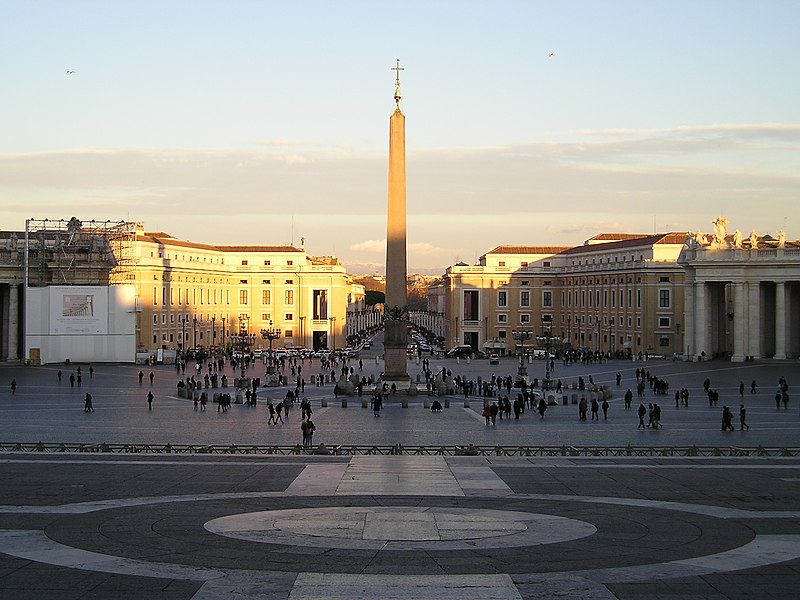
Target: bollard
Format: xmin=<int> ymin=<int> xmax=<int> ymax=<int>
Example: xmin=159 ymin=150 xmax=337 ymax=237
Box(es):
xmin=562 ymin=395 xmax=568 ymax=406
xmin=321 ymin=397 xmax=328 ymax=407
xmin=571 ymin=393 xmax=578 ymax=405
xmin=423 ymin=398 xmax=430 ymax=409
xmin=464 ymin=399 xmax=470 ymax=408
xmin=444 ymin=398 xmax=450 ymax=409
xmin=402 ymin=398 xmax=408 ymax=408
xmin=362 ymin=398 xmax=368 ymax=408
xmin=341 ymin=398 xmax=347 ymax=408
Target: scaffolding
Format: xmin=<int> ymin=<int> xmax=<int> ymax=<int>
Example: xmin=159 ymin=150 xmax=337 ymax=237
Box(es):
xmin=23 ymin=217 xmax=138 ymax=287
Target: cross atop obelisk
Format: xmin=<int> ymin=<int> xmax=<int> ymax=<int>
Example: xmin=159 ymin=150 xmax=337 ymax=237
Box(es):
xmin=382 ymin=58 xmax=410 ymax=388
xmin=392 ymin=58 xmax=404 ymax=107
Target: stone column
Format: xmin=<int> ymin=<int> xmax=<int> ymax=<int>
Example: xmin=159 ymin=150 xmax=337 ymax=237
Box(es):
xmin=382 ymin=102 xmax=410 ymax=384
xmin=694 ymin=282 xmax=707 ymax=361
xmin=683 ymin=280 xmax=695 ymax=359
xmin=775 ymin=281 xmax=787 ymax=360
xmin=746 ymin=280 xmax=761 ymax=359
xmin=731 ymin=282 xmax=745 ymax=362
xmin=8 ymin=284 xmax=19 ymax=362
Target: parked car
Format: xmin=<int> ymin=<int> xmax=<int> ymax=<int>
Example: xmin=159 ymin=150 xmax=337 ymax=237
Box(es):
xmin=446 ymin=345 xmax=475 ymax=359
xmin=488 ymin=353 xmax=500 ymax=365
xmin=645 ymin=351 xmax=666 ymax=360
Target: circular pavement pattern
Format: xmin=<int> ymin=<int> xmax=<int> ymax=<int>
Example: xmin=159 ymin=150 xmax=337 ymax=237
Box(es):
xmin=204 ymin=506 xmax=598 ymax=550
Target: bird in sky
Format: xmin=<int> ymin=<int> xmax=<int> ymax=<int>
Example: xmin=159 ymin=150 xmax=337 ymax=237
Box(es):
xmin=66 ymin=70 xmax=76 ymax=74
xmin=549 ymin=53 xmax=554 ymax=57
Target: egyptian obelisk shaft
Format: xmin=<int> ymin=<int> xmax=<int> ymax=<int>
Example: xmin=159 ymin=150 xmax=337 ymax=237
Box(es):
xmin=383 ymin=60 xmax=410 ymax=383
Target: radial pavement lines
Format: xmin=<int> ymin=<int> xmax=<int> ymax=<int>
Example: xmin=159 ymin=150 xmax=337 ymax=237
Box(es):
xmin=335 ymin=455 xmax=463 ymax=495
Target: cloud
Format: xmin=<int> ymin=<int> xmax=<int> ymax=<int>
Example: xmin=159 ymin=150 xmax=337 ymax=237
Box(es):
xmin=350 ymin=239 xmax=385 ymax=253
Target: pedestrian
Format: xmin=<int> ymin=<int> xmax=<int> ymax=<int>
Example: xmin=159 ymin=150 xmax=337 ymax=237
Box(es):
xmin=721 ymin=406 xmax=735 ymax=431
xmin=646 ymin=403 xmax=654 ymax=428
xmin=10 ymin=379 xmax=17 ymax=395
xmin=267 ymin=400 xmax=276 ymax=425
xmin=301 ymin=420 xmax=309 ymax=446
xmin=538 ymin=397 xmax=547 ymax=419
xmin=782 ymin=391 xmax=790 ymax=410
xmin=89 ymin=366 xmax=94 ymax=379
xmin=739 ymin=381 xmax=745 ymax=398
xmin=637 ymin=403 xmax=647 ymax=429
xmin=740 ymin=404 xmax=750 ymax=430
xmin=616 ymin=372 xmax=621 ymax=386
xmin=305 ymin=418 xmax=316 ymax=446
xmin=149 ymin=371 xmax=154 ymax=385
xmin=652 ymin=403 xmax=663 ymax=429
xmin=69 ymin=373 xmax=75 ymax=388
xmin=83 ymin=392 xmax=94 ymax=412
xmin=57 ymin=370 xmax=62 ymax=383
xmin=776 ymin=389 xmax=782 ymax=410
xmin=489 ymin=401 xmax=498 ymax=425
xmin=624 ymin=389 xmax=633 ymax=409
xmin=146 ymin=391 xmax=153 ymax=410
xmin=482 ymin=402 xmax=491 ymax=425
xmin=138 ymin=371 xmax=144 ymax=385
xmin=275 ymin=401 xmax=284 ymax=424
xmin=77 ymin=372 xmax=82 ymax=387
xmin=750 ymin=380 xmax=758 ymax=394
xmin=602 ymin=398 xmax=609 ymax=420
xmin=591 ymin=397 xmax=599 ymax=421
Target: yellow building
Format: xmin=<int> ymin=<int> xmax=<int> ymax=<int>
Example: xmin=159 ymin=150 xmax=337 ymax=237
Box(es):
xmin=429 ymin=233 xmax=688 ymax=358
xmin=132 ymin=228 xmax=362 ymax=354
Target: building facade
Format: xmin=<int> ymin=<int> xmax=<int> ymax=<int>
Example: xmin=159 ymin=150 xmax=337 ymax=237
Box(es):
xmin=429 ymin=229 xmax=799 ymax=361
xmin=0 ymin=221 xmax=365 ymax=363
xmin=131 ymin=228 xmax=363 ymax=354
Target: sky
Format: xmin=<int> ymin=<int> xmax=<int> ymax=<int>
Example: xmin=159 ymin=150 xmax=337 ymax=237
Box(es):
xmin=1 ymin=0 xmax=798 ymax=275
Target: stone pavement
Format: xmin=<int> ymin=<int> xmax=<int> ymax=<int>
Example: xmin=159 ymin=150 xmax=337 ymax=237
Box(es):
xmin=0 ymin=357 xmax=799 ymax=598
xmin=1 ymin=454 xmax=800 ymax=599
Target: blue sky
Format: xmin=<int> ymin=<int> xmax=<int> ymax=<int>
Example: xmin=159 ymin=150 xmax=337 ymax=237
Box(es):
xmin=2 ymin=0 xmax=798 ymax=273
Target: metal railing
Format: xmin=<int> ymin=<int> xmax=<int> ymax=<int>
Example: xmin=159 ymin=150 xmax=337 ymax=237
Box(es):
xmin=0 ymin=442 xmax=798 ymax=458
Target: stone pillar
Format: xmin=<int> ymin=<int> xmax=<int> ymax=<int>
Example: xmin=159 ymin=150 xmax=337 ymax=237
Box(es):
xmin=731 ymin=282 xmax=746 ymax=362
xmin=683 ymin=280 xmax=695 ymax=359
xmin=382 ymin=96 xmax=409 ymax=385
xmin=746 ymin=281 xmax=762 ymax=359
xmin=694 ymin=282 xmax=707 ymax=361
xmin=775 ymin=281 xmax=787 ymax=360
xmin=8 ymin=284 xmax=19 ymax=362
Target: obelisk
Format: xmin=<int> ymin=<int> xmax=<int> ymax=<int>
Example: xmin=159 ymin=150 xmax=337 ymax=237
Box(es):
xmin=382 ymin=59 xmax=410 ymax=386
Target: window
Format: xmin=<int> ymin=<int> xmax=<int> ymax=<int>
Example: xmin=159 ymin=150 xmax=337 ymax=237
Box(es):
xmin=262 ymin=279 xmax=270 ymax=284
xmin=521 ymin=280 xmax=529 ymax=286
xmin=264 ymin=261 xmax=271 ymax=266
xmin=285 ymin=290 xmax=294 ymax=305
xmin=240 ymin=279 xmax=248 ymax=284
xmin=239 ymin=290 xmax=248 ymax=305
xmin=498 ymin=291 xmax=507 ymax=307
xmin=659 ymin=336 xmax=670 ymax=347
xmin=262 ymin=290 xmax=271 ymax=305
xmin=284 ymin=329 xmax=293 ymax=338
xmin=313 ymin=290 xmax=328 ymax=320
xmin=464 ymin=290 xmax=479 ymax=321
xmin=285 ymin=279 xmax=293 ymax=285
xmin=520 ymin=314 xmax=530 ymax=324
xmin=285 ymin=313 xmax=294 ymax=321
xmin=659 ymin=289 xmax=671 ymax=308
xmin=543 ymin=261 xmax=551 ymax=268
xmin=521 ymin=262 xmax=528 ymax=267
xmin=637 ymin=289 xmax=641 ymax=308
xmin=659 ymin=276 xmax=670 ymax=283
xmin=659 ymin=317 xmax=671 ymax=328
xmin=261 ymin=313 xmax=271 ymax=321
xmin=153 ymin=287 xmax=158 ymax=305
xmin=520 ymin=290 xmax=530 ymax=307
xmin=153 ymin=314 xmax=158 ymax=324
xmin=498 ymin=314 xmax=508 ymax=323
xmin=543 ymin=291 xmax=552 ymax=307
xmin=287 ymin=260 xmax=293 ymax=266
xmin=169 ymin=314 xmax=174 ymax=324
xmin=498 ymin=261 xmax=506 ymax=267
xmin=241 ymin=260 xmax=248 ymax=266
xmin=499 ymin=330 xmax=507 ymax=338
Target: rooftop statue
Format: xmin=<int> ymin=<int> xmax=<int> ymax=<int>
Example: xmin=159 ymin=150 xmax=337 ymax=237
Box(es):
xmin=712 ymin=216 xmax=729 ymax=248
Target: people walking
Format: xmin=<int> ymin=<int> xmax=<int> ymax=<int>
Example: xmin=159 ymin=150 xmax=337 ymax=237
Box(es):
xmin=138 ymin=371 xmax=144 ymax=385
xmin=637 ymin=403 xmax=647 ymax=429
xmin=83 ymin=393 xmax=94 ymax=412
xmin=149 ymin=371 xmax=154 ymax=385
xmin=146 ymin=391 xmax=153 ymax=410
xmin=739 ymin=404 xmax=750 ymax=430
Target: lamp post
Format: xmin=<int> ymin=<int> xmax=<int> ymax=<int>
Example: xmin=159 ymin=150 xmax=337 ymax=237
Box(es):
xmin=230 ymin=318 xmax=256 ymax=384
xmin=511 ymin=327 xmax=532 ymax=383
xmin=211 ymin=316 xmax=216 ymax=348
xmin=192 ymin=315 xmax=197 ymax=349
xmin=541 ymin=315 xmax=553 ymax=390
xmin=260 ymin=320 xmax=282 ymax=383
xmin=222 ymin=317 xmax=226 ymax=351
xmin=180 ymin=316 xmax=186 ymax=352
xmin=330 ymin=316 xmax=337 ymax=351
xmin=608 ymin=316 xmax=615 ymax=357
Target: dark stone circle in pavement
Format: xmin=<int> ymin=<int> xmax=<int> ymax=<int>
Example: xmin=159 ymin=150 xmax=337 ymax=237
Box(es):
xmin=42 ymin=495 xmax=756 ymax=575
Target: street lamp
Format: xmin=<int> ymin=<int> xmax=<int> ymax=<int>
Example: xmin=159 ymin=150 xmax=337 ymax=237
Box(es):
xmin=192 ymin=315 xmax=197 ymax=349
xmin=541 ymin=315 xmax=553 ymax=390
xmin=230 ymin=317 xmax=256 ymax=384
xmin=211 ymin=316 xmax=216 ymax=348
xmin=260 ymin=320 xmax=282 ymax=382
xmin=330 ymin=316 xmax=337 ymax=351
xmin=608 ymin=316 xmax=615 ymax=356
xmin=511 ymin=327 xmax=532 ymax=384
